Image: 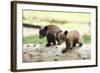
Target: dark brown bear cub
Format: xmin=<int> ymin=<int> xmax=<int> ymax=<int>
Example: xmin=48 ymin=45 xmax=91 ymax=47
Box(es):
xmin=39 ymin=25 xmax=62 ymax=47
xmin=57 ymin=30 xmax=83 ymax=54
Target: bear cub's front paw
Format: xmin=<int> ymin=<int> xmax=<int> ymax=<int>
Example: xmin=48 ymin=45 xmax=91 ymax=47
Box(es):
xmin=46 ymin=43 xmax=51 ymax=47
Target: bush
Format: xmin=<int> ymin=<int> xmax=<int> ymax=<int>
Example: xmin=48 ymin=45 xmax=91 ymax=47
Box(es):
xmin=82 ymin=34 xmax=91 ymax=44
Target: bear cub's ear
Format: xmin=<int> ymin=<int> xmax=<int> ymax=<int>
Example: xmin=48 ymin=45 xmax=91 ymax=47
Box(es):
xmin=44 ymin=26 xmax=48 ymax=30
xmin=64 ymin=30 xmax=68 ymax=35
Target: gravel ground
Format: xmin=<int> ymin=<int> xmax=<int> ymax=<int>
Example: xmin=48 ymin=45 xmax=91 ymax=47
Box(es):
xmin=23 ymin=43 xmax=91 ymax=62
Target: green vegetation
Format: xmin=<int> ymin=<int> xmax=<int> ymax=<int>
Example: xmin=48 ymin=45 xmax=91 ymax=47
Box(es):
xmin=23 ymin=34 xmax=91 ymax=44
xmin=82 ymin=34 xmax=91 ymax=44
xmin=23 ymin=35 xmax=47 ymax=44
xmin=23 ymin=11 xmax=91 ymax=26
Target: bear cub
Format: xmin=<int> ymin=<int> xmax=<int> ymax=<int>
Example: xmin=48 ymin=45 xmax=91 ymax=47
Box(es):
xmin=57 ymin=30 xmax=83 ymax=54
xmin=39 ymin=25 xmax=62 ymax=47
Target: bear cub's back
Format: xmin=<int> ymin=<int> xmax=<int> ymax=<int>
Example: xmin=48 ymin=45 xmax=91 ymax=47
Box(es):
xmin=67 ymin=30 xmax=81 ymax=41
xmin=47 ymin=25 xmax=61 ymax=34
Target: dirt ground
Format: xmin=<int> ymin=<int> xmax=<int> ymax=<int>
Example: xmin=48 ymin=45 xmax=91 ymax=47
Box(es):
xmin=23 ymin=43 xmax=91 ymax=62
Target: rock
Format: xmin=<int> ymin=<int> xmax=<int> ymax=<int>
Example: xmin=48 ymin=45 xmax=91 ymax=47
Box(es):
xmin=23 ymin=44 xmax=91 ymax=62
xmin=77 ymin=44 xmax=91 ymax=59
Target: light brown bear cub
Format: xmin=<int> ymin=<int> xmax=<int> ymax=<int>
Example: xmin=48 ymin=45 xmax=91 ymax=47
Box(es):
xmin=57 ymin=30 xmax=83 ymax=54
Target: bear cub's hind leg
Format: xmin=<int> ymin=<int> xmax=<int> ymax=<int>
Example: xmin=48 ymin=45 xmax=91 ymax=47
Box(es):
xmin=77 ymin=39 xmax=83 ymax=47
xmin=62 ymin=49 xmax=67 ymax=54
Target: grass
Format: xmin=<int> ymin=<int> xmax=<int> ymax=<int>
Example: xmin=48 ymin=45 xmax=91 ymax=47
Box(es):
xmin=23 ymin=35 xmax=47 ymax=44
xmin=23 ymin=34 xmax=91 ymax=44
xmin=82 ymin=34 xmax=91 ymax=44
